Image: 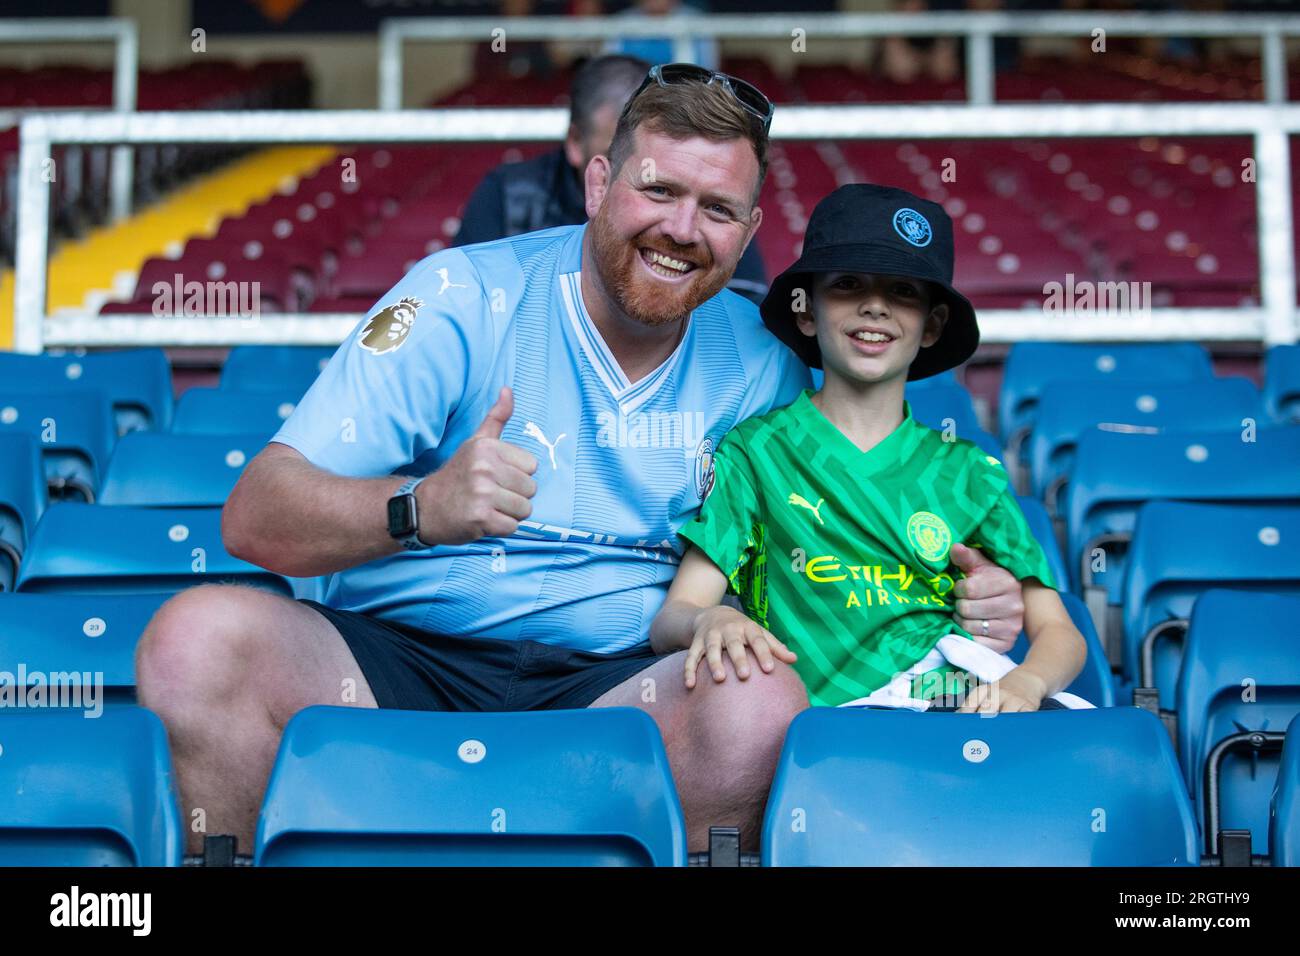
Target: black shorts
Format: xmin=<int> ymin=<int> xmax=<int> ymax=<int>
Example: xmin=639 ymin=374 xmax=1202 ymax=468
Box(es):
xmin=299 ymin=599 xmax=663 ymax=712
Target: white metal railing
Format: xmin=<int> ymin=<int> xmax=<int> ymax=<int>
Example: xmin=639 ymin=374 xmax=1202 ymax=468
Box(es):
xmin=0 ymin=17 xmax=138 ymax=221
xmin=378 ymin=12 xmax=1300 ymax=110
xmin=12 ymin=103 xmax=1297 ymax=353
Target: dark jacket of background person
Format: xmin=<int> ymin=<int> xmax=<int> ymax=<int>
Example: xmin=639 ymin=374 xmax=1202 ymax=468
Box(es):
xmin=452 ymin=146 xmax=771 ymax=302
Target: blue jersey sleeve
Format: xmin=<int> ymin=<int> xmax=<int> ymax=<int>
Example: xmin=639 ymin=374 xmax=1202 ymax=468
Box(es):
xmin=737 ymin=336 xmax=812 ymax=422
xmin=271 ymin=248 xmax=495 ymax=477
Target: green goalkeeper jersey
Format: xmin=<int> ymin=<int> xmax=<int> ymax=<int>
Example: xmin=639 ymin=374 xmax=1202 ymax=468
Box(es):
xmin=677 ymin=388 xmax=1056 ymax=707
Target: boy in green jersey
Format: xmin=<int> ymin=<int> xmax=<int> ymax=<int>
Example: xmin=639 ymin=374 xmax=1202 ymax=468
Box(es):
xmin=650 ymin=184 xmax=1088 ymax=712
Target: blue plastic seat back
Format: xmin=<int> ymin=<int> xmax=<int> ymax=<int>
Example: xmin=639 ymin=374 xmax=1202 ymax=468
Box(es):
xmin=1264 ymin=344 xmax=1300 ymax=423
xmin=1123 ymin=502 xmax=1300 ymax=699
xmin=905 ymin=383 xmax=1002 ymax=458
xmin=1027 ymin=377 xmax=1260 ymax=502
xmin=1009 ymin=590 xmax=1114 ymax=707
xmin=0 ymin=433 xmax=45 ymax=591
xmin=99 ymin=432 xmax=263 ymax=507
xmin=172 ymin=386 xmax=301 ymax=437
xmin=15 ymin=502 xmax=294 ymax=596
xmin=1176 ymin=590 xmax=1300 ymax=856
xmin=0 ymin=592 xmax=169 ymax=706
xmin=0 ymin=707 xmax=183 ymax=866
xmin=762 ymin=708 xmax=1198 ymax=866
xmin=1270 ymin=714 xmax=1300 ymax=866
xmin=0 ymin=349 xmax=173 ymax=434
xmin=220 ymin=345 xmax=337 ymax=395
xmin=1064 ymin=426 xmax=1300 ymax=598
xmin=998 ymin=342 xmax=1212 ymax=444
xmin=256 ymin=706 xmax=687 ymax=866
xmin=0 ymin=389 xmax=116 ymax=501
xmin=1014 ymin=495 xmax=1068 ymax=592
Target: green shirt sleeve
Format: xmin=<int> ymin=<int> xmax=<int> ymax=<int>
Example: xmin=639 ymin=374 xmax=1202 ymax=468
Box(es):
xmin=676 ymin=430 xmax=765 ymax=604
xmin=967 ymin=485 xmax=1058 ymax=590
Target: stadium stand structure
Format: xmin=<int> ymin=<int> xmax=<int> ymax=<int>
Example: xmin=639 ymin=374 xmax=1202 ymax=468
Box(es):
xmin=761 ymin=707 xmax=1200 ymax=866
xmin=1272 ymin=716 xmax=1300 ymax=867
xmin=0 ymin=707 xmax=183 ymax=866
xmin=1173 ymin=590 xmax=1300 ymax=862
xmin=3 ymin=11 xmax=1300 ymax=867
xmin=255 ymin=706 xmax=687 ymax=866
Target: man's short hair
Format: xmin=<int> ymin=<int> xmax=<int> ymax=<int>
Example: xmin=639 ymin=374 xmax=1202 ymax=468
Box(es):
xmin=569 ymin=54 xmax=652 ymax=139
xmin=606 ymin=76 xmax=769 ymax=209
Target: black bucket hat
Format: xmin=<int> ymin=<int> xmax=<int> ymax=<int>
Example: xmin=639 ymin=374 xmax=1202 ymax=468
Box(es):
xmin=759 ymin=183 xmax=979 ymax=380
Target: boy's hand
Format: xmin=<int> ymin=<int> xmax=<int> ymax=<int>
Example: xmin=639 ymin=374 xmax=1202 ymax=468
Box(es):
xmin=956 ymin=666 xmax=1047 ymax=714
xmin=684 ymin=606 xmax=797 ymax=689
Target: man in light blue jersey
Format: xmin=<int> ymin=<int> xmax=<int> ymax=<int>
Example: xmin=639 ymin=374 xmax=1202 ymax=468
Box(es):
xmin=136 ymin=64 xmax=1029 ymax=856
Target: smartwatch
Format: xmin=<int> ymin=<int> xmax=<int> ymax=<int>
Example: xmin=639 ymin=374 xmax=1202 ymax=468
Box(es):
xmin=387 ymin=475 xmax=432 ymax=550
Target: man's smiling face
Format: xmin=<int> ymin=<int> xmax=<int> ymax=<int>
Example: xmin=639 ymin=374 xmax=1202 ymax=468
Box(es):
xmin=584 ymin=126 xmax=763 ymax=327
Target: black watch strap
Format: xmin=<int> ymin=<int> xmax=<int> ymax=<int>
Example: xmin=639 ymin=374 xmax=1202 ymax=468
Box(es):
xmin=389 ymin=475 xmax=432 ymax=550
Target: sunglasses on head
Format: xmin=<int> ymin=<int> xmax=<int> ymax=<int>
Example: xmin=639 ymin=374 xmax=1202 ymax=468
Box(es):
xmin=627 ymin=63 xmax=775 ymax=135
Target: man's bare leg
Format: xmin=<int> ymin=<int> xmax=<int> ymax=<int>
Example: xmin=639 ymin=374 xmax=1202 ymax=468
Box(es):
xmin=135 ymin=583 xmax=377 ymax=856
xmin=591 ymin=649 xmax=808 ymax=854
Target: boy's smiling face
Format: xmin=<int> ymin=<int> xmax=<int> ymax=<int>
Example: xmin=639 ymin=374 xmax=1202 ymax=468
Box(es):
xmin=796 ymin=271 xmax=948 ymax=385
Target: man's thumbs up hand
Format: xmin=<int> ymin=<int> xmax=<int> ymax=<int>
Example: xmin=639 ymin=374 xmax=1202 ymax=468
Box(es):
xmin=416 ymin=386 xmax=540 ymax=546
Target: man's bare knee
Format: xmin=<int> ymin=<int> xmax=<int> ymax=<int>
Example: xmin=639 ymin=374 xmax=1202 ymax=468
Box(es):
xmin=136 ymin=583 xmax=268 ymax=717
xmin=686 ymin=657 xmax=809 ymax=763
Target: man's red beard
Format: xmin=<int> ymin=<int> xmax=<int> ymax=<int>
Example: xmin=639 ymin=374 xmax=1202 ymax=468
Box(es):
xmin=586 ymin=205 xmax=732 ymax=327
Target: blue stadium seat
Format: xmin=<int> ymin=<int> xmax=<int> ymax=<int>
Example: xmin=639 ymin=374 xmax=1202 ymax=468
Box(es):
xmin=1264 ymin=343 xmax=1300 ymax=423
xmin=903 ymin=368 xmax=960 ymax=389
xmin=1176 ymin=590 xmax=1300 ymax=858
xmin=172 ymin=386 xmax=300 ymax=437
xmin=0 ymin=348 xmax=173 ymax=434
xmin=905 ymin=383 xmax=1002 ymax=458
xmin=1125 ymin=502 xmax=1300 ymax=707
xmin=1027 ymin=377 xmax=1261 ymax=510
xmin=1063 ymin=426 xmax=1300 ymax=664
xmin=255 ymin=706 xmax=687 ymax=866
xmin=1015 ymin=494 xmax=1068 ymax=591
xmin=220 ymin=345 xmax=336 ymax=395
xmin=0 ymin=389 xmax=116 ymax=502
xmin=1009 ymin=590 xmax=1115 ymax=707
xmin=0 ymin=707 xmax=183 ymax=866
xmin=998 ymin=341 xmax=1212 ymax=446
xmin=0 ymin=433 xmax=45 ymax=592
xmin=1271 ymin=715 xmax=1300 ymax=867
xmin=99 ymin=432 xmax=263 ymax=506
xmin=761 ymin=707 xmax=1198 ymax=866
xmin=0 ymin=592 xmax=168 ymax=705
xmin=14 ymin=502 xmax=294 ymax=596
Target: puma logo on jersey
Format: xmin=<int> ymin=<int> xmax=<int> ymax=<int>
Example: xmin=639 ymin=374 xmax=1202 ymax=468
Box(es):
xmin=436 ymin=268 xmax=468 ymax=295
xmin=523 ymin=421 xmax=566 ymax=470
xmin=788 ymin=493 xmax=826 ymax=525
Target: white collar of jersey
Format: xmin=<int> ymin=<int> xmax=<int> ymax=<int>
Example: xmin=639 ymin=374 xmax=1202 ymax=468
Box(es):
xmin=559 ymin=269 xmax=693 ymax=416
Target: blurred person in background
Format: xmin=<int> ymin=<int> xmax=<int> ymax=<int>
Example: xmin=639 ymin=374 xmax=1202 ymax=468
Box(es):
xmin=454 ymin=54 xmax=769 ymax=301
xmin=603 ymin=0 xmax=721 ymax=71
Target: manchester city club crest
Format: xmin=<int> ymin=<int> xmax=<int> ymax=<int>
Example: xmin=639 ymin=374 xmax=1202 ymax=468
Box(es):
xmin=357 ymin=296 xmax=424 ymax=355
xmin=893 ymin=207 xmax=933 ymax=247
xmin=695 ymin=436 xmax=716 ymax=500
xmin=907 ymin=510 xmax=952 ymax=563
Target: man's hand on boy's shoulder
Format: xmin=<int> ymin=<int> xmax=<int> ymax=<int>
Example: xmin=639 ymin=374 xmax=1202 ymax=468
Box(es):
xmin=684 ymin=606 xmax=798 ymax=689
xmin=948 ymin=543 xmax=1025 ymax=653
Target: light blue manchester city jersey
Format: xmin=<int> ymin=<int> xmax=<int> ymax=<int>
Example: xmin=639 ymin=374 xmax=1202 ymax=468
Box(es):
xmin=271 ymin=223 xmax=810 ymax=652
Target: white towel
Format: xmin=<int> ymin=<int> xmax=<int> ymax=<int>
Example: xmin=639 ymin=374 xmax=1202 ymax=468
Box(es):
xmin=838 ymin=634 xmax=1094 ymax=711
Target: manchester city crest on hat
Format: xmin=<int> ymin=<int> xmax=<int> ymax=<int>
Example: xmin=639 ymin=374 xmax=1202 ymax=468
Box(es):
xmin=893 ymin=207 xmax=932 ymax=247
xmin=357 ymin=296 xmax=423 ymax=355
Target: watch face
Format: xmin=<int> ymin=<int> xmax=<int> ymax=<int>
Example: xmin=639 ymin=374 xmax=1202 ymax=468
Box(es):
xmin=387 ymin=494 xmax=417 ymax=538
